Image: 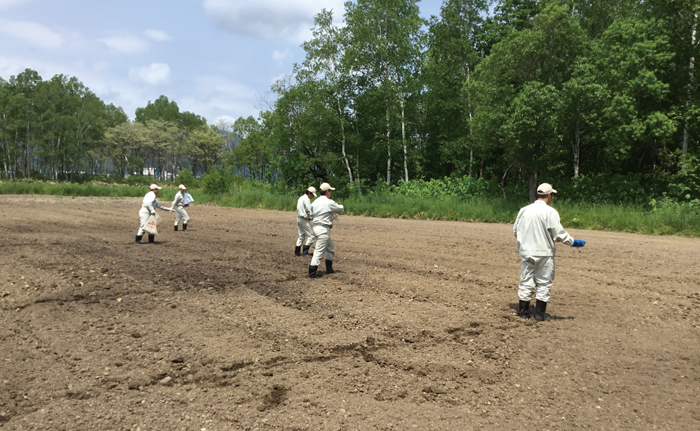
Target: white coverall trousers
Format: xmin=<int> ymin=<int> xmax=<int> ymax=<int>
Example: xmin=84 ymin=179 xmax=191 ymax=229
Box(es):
xmin=518 ymin=255 xmax=555 ymax=302
xmin=296 ymin=217 xmax=315 ymax=247
xmin=174 ymin=206 xmax=190 ymax=226
xmin=310 ymin=224 xmax=334 ymax=267
xmin=136 ymin=207 xmax=151 ymax=236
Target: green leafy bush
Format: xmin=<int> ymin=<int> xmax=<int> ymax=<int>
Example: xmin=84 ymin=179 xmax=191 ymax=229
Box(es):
xmin=554 ymin=173 xmax=662 ymax=205
xmin=201 ymin=167 xmax=236 ymax=195
xmin=391 ymin=175 xmax=493 ymax=200
xmin=175 ymin=170 xmax=201 ymax=189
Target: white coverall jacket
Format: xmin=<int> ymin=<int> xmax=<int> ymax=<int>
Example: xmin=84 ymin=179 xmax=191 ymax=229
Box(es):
xmin=171 ymin=191 xmax=190 ymax=226
xmin=513 ymin=200 xmax=574 ymax=302
xmin=310 ymin=196 xmax=344 ymax=267
xmin=296 ymin=194 xmax=314 ymax=247
xmin=137 ymin=191 xmax=168 ymax=235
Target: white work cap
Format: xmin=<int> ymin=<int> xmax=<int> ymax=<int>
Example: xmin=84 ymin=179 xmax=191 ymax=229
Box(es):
xmin=537 ymin=183 xmax=557 ymax=194
xmin=150 ymin=184 xmax=162 ymax=190
xmin=178 ymin=184 xmax=187 ymax=190
xmin=307 ymin=186 xmax=317 ymax=197
xmin=319 ymin=183 xmax=335 ymax=192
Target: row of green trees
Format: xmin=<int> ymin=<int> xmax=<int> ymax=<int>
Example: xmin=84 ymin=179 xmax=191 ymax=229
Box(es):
xmin=0 ymin=71 xmax=227 ymax=181
xmin=227 ymin=0 xmax=700 ymax=202
xmin=106 ymin=96 xmax=226 ymax=180
xmin=0 ymin=70 xmax=120 ymax=179
xmin=2 ymin=0 xmax=698 ymax=204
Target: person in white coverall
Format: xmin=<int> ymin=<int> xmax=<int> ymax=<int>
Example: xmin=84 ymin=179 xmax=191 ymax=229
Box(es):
xmin=295 ymin=186 xmax=317 ymax=257
xmin=171 ymin=184 xmax=190 ymax=232
xmin=513 ymin=183 xmax=586 ymax=321
xmin=308 ymin=183 xmax=344 ymax=279
xmin=135 ymin=184 xmax=172 ymax=244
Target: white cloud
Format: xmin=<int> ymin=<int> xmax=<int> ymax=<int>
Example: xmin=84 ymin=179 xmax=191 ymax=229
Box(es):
xmin=91 ymin=61 xmax=110 ymax=72
xmin=0 ymin=0 xmax=33 ymax=9
xmin=272 ymin=49 xmax=289 ymax=62
xmin=203 ymin=0 xmax=344 ymax=43
xmin=129 ymin=63 xmax=171 ymax=85
xmin=0 ymin=19 xmax=63 ymax=49
xmin=0 ymin=54 xmax=45 ymax=78
xmin=214 ymin=115 xmax=236 ymax=127
xmin=178 ymin=75 xmax=259 ymax=122
xmin=100 ymin=36 xmax=149 ymax=54
xmin=144 ymin=29 xmax=172 ymax=42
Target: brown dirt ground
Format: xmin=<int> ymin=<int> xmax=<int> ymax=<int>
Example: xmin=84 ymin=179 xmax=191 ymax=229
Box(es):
xmin=1 ymin=195 xmax=699 ymax=431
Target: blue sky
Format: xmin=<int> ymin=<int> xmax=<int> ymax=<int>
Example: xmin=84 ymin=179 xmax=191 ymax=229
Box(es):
xmin=0 ymin=0 xmax=445 ymax=125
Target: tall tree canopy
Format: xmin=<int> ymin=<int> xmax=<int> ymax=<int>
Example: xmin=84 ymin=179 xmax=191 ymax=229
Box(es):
xmin=2 ymin=0 xmax=698 ymax=202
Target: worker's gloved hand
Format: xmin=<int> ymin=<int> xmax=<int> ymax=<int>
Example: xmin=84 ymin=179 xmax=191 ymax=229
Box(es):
xmin=572 ymin=239 xmax=586 ymax=247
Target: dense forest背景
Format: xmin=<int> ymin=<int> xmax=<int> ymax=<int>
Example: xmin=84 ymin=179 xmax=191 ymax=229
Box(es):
xmin=2 ymin=0 xmax=700 ymax=217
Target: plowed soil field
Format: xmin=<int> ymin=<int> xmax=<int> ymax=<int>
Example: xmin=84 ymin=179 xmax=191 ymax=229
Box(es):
xmin=1 ymin=195 xmax=699 ymax=431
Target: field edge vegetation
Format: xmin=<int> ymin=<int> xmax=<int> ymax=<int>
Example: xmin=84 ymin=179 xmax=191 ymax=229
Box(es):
xmin=2 ymin=179 xmax=699 ymax=238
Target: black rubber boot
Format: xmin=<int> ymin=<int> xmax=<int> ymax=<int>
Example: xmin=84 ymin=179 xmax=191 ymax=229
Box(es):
xmin=135 ymin=235 xmax=143 ymax=244
xmin=325 ymin=260 xmax=338 ymax=274
xmin=148 ymin=234 xmax=155 ymax=244
xmin=309 ymin=265 xmax=320 ymax=279
xmin=183 ymin=223 xmax=188 ymax=232
xmin=295 ymin=246 xmax=301 ymax=256
xmin=174 ymin=225 xmax=178 ymax=231
xmin=534 ymin=300 xmax=550 ymax=321
xmin=302 ymin=245 xmax=312 ymax=257
xmin=518 ymin=300 xmax=531 ymax=319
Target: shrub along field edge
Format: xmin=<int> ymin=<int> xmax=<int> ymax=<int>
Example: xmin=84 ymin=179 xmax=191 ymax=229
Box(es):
xmin=0 ymin=182 xmax=211 ymax=203
xmin=1 ymin=181 xmax=699 ymax=237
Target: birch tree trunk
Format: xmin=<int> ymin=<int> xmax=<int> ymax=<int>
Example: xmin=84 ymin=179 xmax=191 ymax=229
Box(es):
xmin=386 ymin=108 xmax=391 ymax=186
xmin=469 ymin=146 xmax=473 ymax=177
xmin=356 ymin=154 xmax=362 ymax=194
xmin=0 ymin=113 xmax=5 ymax=178
xmin=528 ymin=171 xmax=538 ymax=203
xmin=25 ymin=122 xmax=30 ymax=177
xmin=573 ymin=121 xmax=581 ymax=181
xmin=337 ymin=97 xmax=354 ymax=184
xmin=683 ymin=8 xmax=698 ymax=164
xmin=501 ymin=161 xmax=515 ymax=198
xmin=400 ymin=95 xmax=408 ymax=182
xmin=14 ymin=128 xmax=20 ymax=178
xmin=467 ymin=65 xmax=473 ymax=177
xmin=56 ymin=135 xmax=62 ymax=180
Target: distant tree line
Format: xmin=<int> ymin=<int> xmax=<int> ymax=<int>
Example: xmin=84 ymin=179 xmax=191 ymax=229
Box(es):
xmin=0 ymin=72 xmax=226 ymax=181
xmin=2 ymin=0 xmax=699 ymax=202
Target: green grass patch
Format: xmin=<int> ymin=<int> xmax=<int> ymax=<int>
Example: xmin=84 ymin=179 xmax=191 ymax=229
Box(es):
xmin=216 ymin=189 xmax=297 ymax=211
xmin=0 ymin=181 xmax=212 ymax=203
xmin=212 ymin=190 xmax=700 ymax=237
xmin=557 ymin=201 xmax=700 ymax=236
xmin=2 ymin=180 xmax=699 ymax=237
xmin=343 ymin=194 xmax=522 ymax=222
